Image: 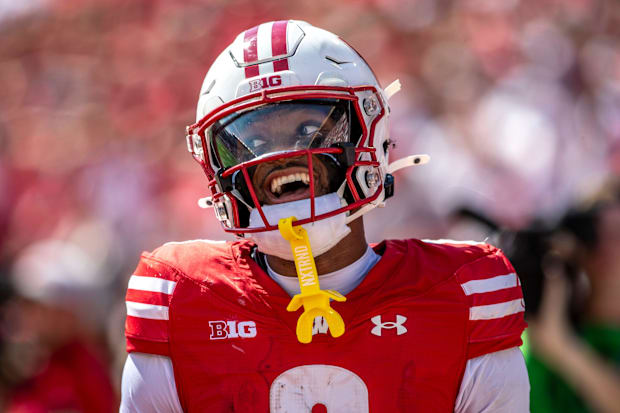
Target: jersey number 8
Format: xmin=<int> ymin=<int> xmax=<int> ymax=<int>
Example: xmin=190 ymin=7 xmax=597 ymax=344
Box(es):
xmin=269 ymin=364 xmax=369 ymax=412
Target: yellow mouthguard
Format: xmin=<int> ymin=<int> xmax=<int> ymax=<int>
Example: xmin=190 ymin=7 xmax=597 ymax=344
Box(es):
xmin=278 ymin=216 xmax=346 ymax=344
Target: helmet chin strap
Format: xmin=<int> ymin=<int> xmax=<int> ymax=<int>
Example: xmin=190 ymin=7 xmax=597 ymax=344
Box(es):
xmin=197 ymin=154 xmax=431 ymax=227
xmin=248 ymin=193 xmax=351 ymax=259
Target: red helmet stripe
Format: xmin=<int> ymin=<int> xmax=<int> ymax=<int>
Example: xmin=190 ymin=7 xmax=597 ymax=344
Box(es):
xmin=243 ymin=26 xmax=260 ymax=78
xmin=271 ymin=20 xmax=289 ymax=72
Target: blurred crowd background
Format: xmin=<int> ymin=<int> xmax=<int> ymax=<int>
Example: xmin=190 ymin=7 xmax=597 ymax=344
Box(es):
xmin=0 ymin=0 xmax=618 ymax=411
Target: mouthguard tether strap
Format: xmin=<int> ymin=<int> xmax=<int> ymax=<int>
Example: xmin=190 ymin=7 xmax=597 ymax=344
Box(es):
xmin=278 ymin=216 xmax=346 ymax=344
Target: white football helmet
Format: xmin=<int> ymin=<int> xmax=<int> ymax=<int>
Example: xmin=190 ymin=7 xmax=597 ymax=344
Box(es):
xmin=186 ymin=20 xmax=428 ymax=234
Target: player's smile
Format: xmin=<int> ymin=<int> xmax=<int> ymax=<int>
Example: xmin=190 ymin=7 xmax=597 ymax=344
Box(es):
xmin=252 ymin=155 xmax=330 ymax=205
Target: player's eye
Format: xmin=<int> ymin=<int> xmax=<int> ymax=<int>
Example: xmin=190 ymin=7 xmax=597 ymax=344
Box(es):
xmin=298 ymin=123 xmax=320 ymax=138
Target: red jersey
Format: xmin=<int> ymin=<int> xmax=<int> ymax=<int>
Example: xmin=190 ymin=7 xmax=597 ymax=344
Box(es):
xmin=125 ymin=239 xmax=526 ymax=412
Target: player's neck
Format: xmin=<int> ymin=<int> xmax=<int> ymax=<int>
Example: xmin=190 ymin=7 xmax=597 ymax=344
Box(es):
xmin=266 ymin=218 xmax=368 ymax=277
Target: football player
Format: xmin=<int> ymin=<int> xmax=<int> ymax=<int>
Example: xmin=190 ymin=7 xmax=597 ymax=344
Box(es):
xmin=120 ymin=20 xmax=529 ymax=412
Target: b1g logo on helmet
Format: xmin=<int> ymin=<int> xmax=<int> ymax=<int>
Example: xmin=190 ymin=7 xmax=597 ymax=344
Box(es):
xmin=249 ymin=75 xmax=282 ymax=92
xmin=209 ymin=320 xmax=257 ymax=340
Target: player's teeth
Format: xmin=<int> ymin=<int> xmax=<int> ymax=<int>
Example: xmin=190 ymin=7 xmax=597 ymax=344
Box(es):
xmin=270 ymin=172 xmax=313 ymax=195
xmin=270 ymin=177 xmax=281 ymax=194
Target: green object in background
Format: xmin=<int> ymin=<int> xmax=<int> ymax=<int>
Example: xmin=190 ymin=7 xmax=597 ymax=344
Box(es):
xmin=521 ymin=325 xmax=620 ymax=413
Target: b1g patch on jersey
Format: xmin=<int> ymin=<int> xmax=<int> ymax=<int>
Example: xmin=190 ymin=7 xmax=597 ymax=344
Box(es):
xmin=209 ymin=320 xmax=257 ymax=340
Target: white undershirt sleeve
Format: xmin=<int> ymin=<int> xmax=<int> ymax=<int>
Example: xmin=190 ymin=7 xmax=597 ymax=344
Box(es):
xmin=454 ymin=347 xmax=530 ymax=413
xmin=120 ymin=353 xmax=183 ymax=413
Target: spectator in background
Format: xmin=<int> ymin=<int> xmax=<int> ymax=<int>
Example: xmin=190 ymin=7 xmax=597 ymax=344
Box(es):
xmin=0 ymin=240 xmax=117 ymax=412
xmin=517 ymin=182 xmax=620 ymax=413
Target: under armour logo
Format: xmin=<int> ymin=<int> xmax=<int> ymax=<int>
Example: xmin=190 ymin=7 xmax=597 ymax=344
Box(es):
xmin=371 ymin=315 xmax=407 ymax=336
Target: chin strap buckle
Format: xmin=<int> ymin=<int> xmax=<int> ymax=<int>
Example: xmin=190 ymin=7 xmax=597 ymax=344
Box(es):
xmin=278 ymin=216 xmax=346 ymax=344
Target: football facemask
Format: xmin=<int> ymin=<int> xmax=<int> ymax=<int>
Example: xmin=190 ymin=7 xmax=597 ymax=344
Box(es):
xmin=188 ymin=86 xmax=387 ymax=234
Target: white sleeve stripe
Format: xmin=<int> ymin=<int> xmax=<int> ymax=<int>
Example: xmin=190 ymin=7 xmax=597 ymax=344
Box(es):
xmin=126 ymin=301 xmax=169 ymax=320
xmin=470 ymin=299 xmax=524 ymax=320
xmin=128 ymin=276 xmax=177 ymax=295
xmin=461 ymin=273 xmax=517 ymax=295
